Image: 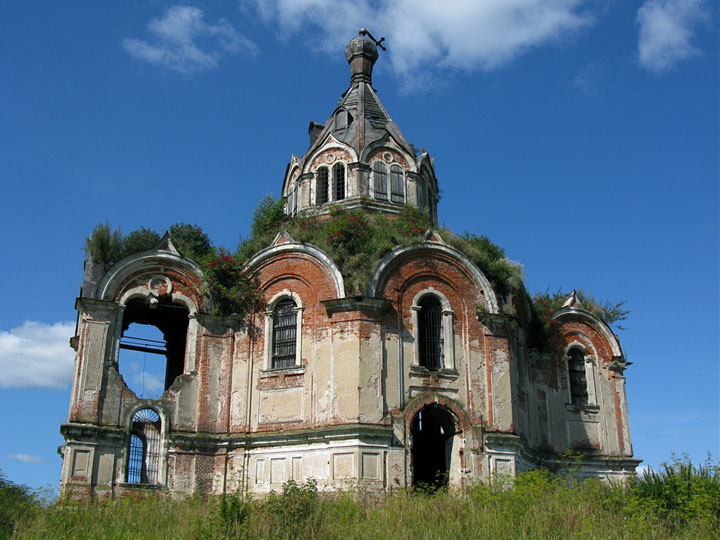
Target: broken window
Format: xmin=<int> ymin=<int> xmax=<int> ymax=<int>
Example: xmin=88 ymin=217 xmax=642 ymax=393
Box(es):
xmin=272 ymin=299 xmax=297 ymax=369
xmin=373 ymin=161 xmax=387 ymax=200
xmin=418 ymin=295 xmax=443 ymax=370
xmin=390 ymin=164 xmax=404 ymax=203
xmin=568 ymin=348 xmax=589 ymax=405
xmin=118 ymin=298 xmax=189 ymax=399
xmin=316 ymin=167 xmax=329 ymax=205
xmin=333 ymin=163 xmax=345 ymax=201
xmin=126 ymin=408 xmax=161 ymax=484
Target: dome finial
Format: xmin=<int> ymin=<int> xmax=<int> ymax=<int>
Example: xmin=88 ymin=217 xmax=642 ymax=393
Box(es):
xmin=345 ymin=29 xmax=385 ymax=84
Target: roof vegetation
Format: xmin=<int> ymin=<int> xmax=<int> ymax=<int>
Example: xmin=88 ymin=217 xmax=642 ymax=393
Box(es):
xmin=85 ymin=195 xmax=626 ymax=335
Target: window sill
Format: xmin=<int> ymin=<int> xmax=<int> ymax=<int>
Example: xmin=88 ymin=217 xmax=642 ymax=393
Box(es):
xmin=118 ymin=482 xmax=163 ymax=490
xmin=260 ymin=366 xmax=305 ymax=378
xmin=409 ymin=365 xmax=459 ymax=381
xmin=258 ymin=366 xmax=306 ymax=390
xmin=564 ymin=403 xmax=600 ymax=413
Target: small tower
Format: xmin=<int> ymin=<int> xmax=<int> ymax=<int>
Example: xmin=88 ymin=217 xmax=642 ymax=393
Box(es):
xmin=281 ymin=30 xmax=439 ymax=222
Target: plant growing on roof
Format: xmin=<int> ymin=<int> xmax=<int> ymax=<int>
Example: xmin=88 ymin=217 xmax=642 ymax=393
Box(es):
xmin=120 ymin=227 xmax=161 ymax=258
xmin=85 ymin=222 xmax=123 ymax=267
xmin=203 ymin=250 xmax=264 ymax=318
xmin=169 ymin=223 xmax=212 ymax=260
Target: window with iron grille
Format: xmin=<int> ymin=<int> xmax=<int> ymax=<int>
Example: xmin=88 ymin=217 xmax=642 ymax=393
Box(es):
xmin=568 ymin=349 xmax=589 ymax=405
xmin=418 ymin=296 xmax=443 ymax=370
xmin=272 ymin=299 xmax=297 ymax=368
xmin=126 ymin=408 xmax=161 ymax=484
xmin=390 ymin=164 xmax=404 ymax=203
xmin=333 ymin=163 xmax=345 ymax=201
xmin=316 ymin=167 xmax=329 ymax=205
xmin=373 ymin=161 xmax=387 ymax=200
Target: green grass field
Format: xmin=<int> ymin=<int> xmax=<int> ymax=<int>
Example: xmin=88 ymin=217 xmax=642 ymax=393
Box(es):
xmin=3 ymin=457 xmax=718 ymax=540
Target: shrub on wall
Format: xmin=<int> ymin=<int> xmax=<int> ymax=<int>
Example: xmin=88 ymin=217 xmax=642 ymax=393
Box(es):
xmin=203 ymin=251 xmax=264 ymax=318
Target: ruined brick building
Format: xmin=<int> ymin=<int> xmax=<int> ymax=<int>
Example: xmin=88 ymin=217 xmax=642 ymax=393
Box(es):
xmin=60 ymin=31 xmax=639 ymax=498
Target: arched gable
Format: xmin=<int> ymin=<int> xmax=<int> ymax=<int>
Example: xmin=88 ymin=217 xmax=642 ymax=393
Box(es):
xmin=360 ymin=134 xmax=417 ymax=173
xmin=97 ymin=240 xmax=205 ymax=313
xmin=369 ymin=241 xmax=500 ymax=313
xmin=417 ymin=153 xmax=439 ymax=191
xmin=280 ymin=154 xmax=303 ymax=200
xmin=246 ymin=240 xmax=345 ymax=299
xmin=302 ymin=134 xmax=359 ymax=175
xmin=553 ymin=307 xmax=623 ymax=361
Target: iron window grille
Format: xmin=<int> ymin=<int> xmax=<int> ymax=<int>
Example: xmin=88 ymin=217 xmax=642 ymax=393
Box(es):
xmin=272 ymin=299 xmax=297 ymax=368
xmin=373 ymin=161 xmax=387 ymax=200
xmin=316 ymin=167 xmax=329 ymax=205
xmin=418 ymin=296 xmax=443 ymax=370
xmin=126 ymin=408 xmax=161 ymax=484
xmin=568 ymin=349 xmax=589 ymax=405
xmin=390 ymin=165 xmax=404 ymax=203
xmin=333 ymin=163 xmax=345 ymax=201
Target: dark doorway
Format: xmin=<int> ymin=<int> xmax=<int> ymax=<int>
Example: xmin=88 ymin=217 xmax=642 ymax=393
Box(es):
xmin=411 ymin=404 xmax=456 ymax=490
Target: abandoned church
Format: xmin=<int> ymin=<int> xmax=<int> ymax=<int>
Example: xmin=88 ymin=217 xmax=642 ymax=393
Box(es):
xmin=59 ymin=31 xmax=640 ymax=498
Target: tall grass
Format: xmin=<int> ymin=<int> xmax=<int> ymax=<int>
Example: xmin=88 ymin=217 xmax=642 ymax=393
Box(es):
xmin=9 ymin=458 xmax=719 ymax=540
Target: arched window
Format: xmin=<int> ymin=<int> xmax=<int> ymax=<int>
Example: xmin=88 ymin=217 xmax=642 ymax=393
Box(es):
xmin=417 ymin=178 xmax=426 ymax=208
xmin=568 ymin=348 xmax=589 ymax=405
xmin=316 ymin=167 xmax=329 ymax=205
xmin=127 ymin=408 xmax=161 ymax=484
xmin=390 ymin=165 xmax=404 ymax=203
xmin=333 ymin=163 xmax=345 ymax=201
xmin=334 ymin=108 xmax=352 ymax=130
xmin=373 ymin=161 xmax=387 ymax=200
xmin=287 ymin=184 xmax=296 ymax=215
xmin=272 ymin=299 xmax=298 ymax=369
xmin=418 ymin=296 xmax=443 ymax=370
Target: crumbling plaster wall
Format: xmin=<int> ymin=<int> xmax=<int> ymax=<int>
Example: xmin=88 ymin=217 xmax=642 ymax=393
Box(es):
xmin=62 ymin=235 xmax=637 ymax=497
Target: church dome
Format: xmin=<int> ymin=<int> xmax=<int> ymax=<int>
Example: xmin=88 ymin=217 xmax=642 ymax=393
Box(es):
xmin=281 ymin=31 xmax=439 ymax=223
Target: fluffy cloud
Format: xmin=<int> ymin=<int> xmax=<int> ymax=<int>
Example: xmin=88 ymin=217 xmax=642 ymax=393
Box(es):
xmin=636 ymin=0 xmax=707 ymax=71
xmin=0 ymin=321 xmax=75 ymax=389
xmin=120 ymin=359 xmax=165 ymax=399
xmin=8 ymin=454 xmax=45 ymax=464
xmin=250 ymin=0 xmax=591 ymax=77
xmin=124 ymin=5 xmax=258 ymax=74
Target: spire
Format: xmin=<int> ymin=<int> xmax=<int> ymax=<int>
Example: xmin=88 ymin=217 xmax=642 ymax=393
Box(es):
xmin=345 ymin=28 xmax=384 ymax=84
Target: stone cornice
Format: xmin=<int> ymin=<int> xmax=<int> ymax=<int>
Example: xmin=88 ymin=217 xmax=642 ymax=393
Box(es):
xmin=322 ymin=296 xmax=393 ymax=315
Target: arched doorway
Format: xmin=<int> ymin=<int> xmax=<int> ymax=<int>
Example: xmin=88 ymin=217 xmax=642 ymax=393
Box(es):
xmin=411 ymin=404 xmax=457 ymax=490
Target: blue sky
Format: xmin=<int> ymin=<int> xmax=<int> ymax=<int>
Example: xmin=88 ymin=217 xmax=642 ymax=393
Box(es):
xmin=0 ymin=1 xmax=717 ymax=491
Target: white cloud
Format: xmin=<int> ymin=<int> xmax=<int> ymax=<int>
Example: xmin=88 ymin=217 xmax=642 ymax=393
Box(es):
xmin=0 ymin=321 xmax=75 ymax=389
xmin=121 ymin=360 xmax=165 ymax=398
xmin=124 ymin=5 xmax=258 ymax=74
xmin=8 ymin=454 xmax=46 ymax=464
xmin=248 ymin=0 xmax=591 ymax=80
xmin=636 ymin=0 xmax=707 ymax=72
